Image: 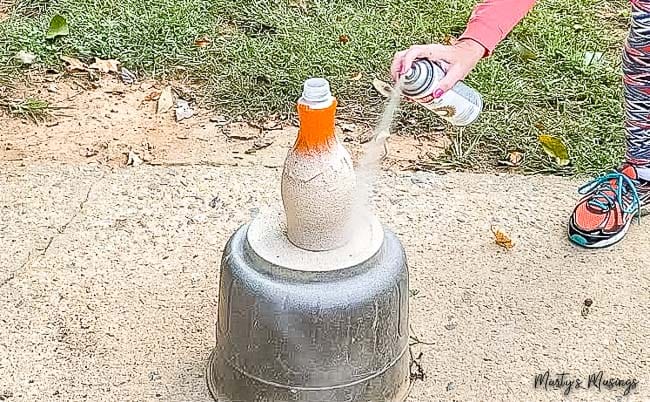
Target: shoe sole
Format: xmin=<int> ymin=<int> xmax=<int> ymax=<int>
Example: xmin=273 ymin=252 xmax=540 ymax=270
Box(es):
xmin=567 ymin=218 xmax=632 ymax=249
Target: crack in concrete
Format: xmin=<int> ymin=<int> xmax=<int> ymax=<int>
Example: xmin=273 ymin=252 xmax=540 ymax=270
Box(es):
xmin=0 ymin=175 xmax=103 ymax=289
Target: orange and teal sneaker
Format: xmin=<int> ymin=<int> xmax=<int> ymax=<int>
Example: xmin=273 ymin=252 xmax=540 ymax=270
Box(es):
xmin=568 ymin=164 xmax=650 ymax=248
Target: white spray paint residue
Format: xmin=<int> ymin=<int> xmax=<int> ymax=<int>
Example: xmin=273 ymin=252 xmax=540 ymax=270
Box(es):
xmin=353 ymin=78 xmax=405 ymax=217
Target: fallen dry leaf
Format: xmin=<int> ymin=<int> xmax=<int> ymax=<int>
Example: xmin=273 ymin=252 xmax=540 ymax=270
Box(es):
xmin=245 ymin=139 xmax=274 ymax=154
xmin=89 ymin=58 xmax=120 ymax=73
xmin=372 ymin=78 xmax=394 ymax=98
xmin=497 ymin=150 xmax=524 ymax=167
xmin=514 ymin=42 xmax=537 ymax=61
xmin=194 ymin=36 xmax=211 ymax=47
xmin=538 ymin=134 xmax=570 ymax=166
xmin=442 ymin=34 xmax=457 ymax=46
xmin=157 ymin=86 xmax=174 ymax=114
xmin=60 ymin=55 xmax=87 ymax=72
xmin=349 ymin=71 xmax=362 ymax=81
xmin=144 ymin=91 xmax=161 ymax=101
xmin=288 ymin=0 xmax=310 ymax=12
xmin=491 ymin=226 xmax=514 ymax=250
xmin=175 ymin=99 xmax=194 ymax=121
xmin=339 ymin=34 xmax=350 ymax=44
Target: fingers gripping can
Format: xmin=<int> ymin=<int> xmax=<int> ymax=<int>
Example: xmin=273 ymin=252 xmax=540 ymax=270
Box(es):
xmin=401 ymin=59 xmax=483 ymax=126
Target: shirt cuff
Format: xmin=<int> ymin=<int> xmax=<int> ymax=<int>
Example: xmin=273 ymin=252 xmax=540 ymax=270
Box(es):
xmin=459 ymin=18 xmax=505 ymax=57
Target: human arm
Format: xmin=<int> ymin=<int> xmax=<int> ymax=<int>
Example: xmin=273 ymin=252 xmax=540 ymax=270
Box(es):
xmin=391 ymin=0 xmax=537 ymax=96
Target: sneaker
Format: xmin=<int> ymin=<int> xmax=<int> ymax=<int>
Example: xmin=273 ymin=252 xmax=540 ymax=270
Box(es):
xmin=568 ymin=164 xmax=650 ymax=248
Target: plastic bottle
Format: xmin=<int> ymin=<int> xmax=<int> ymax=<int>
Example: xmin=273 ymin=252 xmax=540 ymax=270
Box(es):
xmin=280 ymin=78 xmax=356 ymax=251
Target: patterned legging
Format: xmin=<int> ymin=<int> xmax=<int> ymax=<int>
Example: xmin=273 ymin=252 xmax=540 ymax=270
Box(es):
xmin=624 ymin=0 xmax=650 ymax=165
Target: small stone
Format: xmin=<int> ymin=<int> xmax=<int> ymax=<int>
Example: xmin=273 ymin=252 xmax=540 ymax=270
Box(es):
xmin=584 ymin=298 xmax=593 ymax=307
xmin=446 ymin=382 xmax=455 ymax=391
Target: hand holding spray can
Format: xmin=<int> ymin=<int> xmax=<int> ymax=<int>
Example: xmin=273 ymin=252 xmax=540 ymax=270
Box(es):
xmin=401 ymin=58 xmax=483 ymax=126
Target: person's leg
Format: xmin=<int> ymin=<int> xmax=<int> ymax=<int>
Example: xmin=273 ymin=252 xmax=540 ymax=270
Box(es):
xmin=568 ymin=0 xmax=650 ymax=248
xmin=625 ymin=0 xmax=650 ymax=168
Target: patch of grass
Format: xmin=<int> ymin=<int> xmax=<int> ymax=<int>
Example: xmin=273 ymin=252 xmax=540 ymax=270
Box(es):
xmin=1 ymin=97 xmax=52 ymax=122
xmin=0 ymin=0 xmax=631 ymax=175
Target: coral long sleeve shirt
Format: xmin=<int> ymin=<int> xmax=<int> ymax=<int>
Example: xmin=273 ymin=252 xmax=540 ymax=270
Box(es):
xmin=460 ymin=0 xmax=641 ymax=55
xmin=459 ymin=0 xmax=537 ymax=54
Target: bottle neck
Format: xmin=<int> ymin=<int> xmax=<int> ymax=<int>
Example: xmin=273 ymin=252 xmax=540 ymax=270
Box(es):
xmin=294 ymin=98 xmax=338 ymax=154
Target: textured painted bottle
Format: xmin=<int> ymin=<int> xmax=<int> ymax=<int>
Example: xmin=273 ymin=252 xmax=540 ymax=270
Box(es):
xmin=401 ymin=58 xmax=483 ymax=126
xmin=281 ymin=78 xmax=356 ymax=251
xmin=205 ymin=78 xmax=411 ymax=402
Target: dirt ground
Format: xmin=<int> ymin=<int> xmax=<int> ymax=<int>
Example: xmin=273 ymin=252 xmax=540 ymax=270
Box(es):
xmin=1 ymin=73 xmax=649 ymax=401
xmin=0 ymin=73 xmax=450 ymax=169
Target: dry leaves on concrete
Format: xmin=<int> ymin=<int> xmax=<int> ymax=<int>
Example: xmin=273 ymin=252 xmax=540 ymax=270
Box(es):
xmin=491 ymin=226 xmax=514 ymax=250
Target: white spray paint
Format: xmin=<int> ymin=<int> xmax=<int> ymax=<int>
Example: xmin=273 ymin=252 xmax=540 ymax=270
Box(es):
xmin=353 ymin=77 xmax=405 ymax=215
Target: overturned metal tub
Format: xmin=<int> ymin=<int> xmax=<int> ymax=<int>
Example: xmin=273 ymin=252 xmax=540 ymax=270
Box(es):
xmin=206 ymin=78 xmax=410 ymax=402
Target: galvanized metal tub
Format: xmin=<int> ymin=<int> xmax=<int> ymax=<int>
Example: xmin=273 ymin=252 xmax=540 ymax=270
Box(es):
xmin=206 ymin=223 xmax=410 ymax=402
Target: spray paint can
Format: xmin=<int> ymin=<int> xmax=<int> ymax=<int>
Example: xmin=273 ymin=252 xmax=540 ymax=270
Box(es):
xmin=401 ymin=58 xmax=483 ymax=126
